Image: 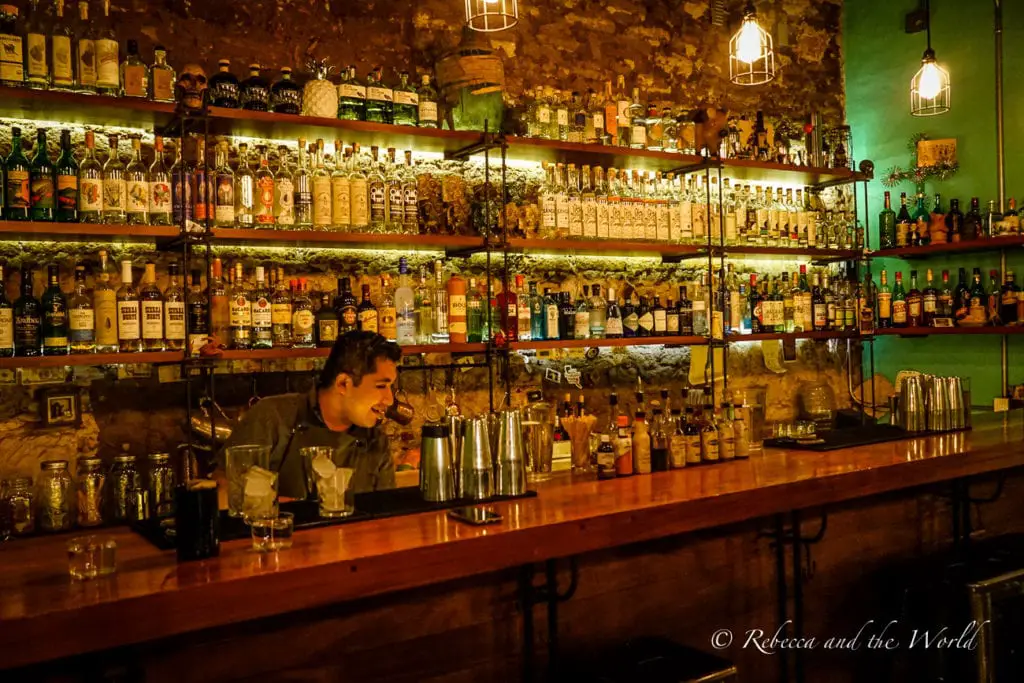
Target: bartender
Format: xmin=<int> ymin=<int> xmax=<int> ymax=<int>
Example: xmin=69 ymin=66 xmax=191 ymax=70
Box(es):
xmin=219 ymin=331 xmax=402 ymax=499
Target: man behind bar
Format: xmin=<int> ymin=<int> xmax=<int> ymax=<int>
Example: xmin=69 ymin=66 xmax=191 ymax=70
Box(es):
xmin=219 ymin=331 xmax=401 ymax=499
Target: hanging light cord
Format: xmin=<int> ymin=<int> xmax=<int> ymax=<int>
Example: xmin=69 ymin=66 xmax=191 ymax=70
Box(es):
xmin=925 ymin=0 xmax=932 ymax=53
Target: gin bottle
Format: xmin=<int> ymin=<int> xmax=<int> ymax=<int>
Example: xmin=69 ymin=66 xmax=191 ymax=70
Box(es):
xmin=337 ymin=65 xmax=366 ymax=120
xmin=392 ymin=71 xmax=418 ymax=126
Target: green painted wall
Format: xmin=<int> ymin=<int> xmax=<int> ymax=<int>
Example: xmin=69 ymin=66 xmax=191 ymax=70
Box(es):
xmin=845 ymin=0 xmax=1024 ymax=405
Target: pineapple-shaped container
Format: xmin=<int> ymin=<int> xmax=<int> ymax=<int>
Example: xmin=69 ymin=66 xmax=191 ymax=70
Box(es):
xmin=302 ymin=58 xmax=338 ymax=119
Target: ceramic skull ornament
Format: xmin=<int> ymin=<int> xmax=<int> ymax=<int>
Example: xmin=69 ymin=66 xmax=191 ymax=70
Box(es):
xmin=176 ymin=63 xmax=208 ymax=111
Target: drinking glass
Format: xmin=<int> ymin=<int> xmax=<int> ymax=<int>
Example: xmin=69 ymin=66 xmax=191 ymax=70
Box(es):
xmin=67 ymin=536 xmax=117 ymax=580
xmin=734 ymin=387 xmax=766 ymax=452
xmin=311 ymin=452 xmax=355 ymax=518
xmin=242 ymin=467 xmax=278 ymax=523
xmin=300 ymin=446 xmax=335 ymax=501
xmin=250 ymin=512 xmax=295 ymax=552
xmin=225 ymin=444 xmax=271 ymax=517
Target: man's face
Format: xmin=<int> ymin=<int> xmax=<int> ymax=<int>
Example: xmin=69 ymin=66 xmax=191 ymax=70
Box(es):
xmin=334 ymin=359 xmax=398 ymax=428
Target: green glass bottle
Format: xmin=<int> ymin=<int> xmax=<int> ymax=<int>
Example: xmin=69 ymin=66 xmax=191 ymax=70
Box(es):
xmin=892 ymin=271 xmax=907 ymax=328
xmin=879 ymin=190 xmax=896 ymax=250
xmin=5 ymin=127 xmax=31 ymax=221
xmin=41 ymin=264 xmax=68 ymax=356
xmin=55 ymin=130 xmax=79 ymax=223
xmin=0 ymin=264 xmax=12 ymax=356
xmin=895 ymin=192 xmax=912 ymax=248
xmin=770 ymin=277 xmax=785 ymax=333
xmin=29 ymin=129 xmax=55 ymax=222
xmin=911 ymin=193 xmax=930 ymax=247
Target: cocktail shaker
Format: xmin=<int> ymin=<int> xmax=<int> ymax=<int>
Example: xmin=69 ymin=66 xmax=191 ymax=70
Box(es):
xmin=447 ymin=414 xmax=465 ymax=495
xmin=901 ymin=375 xmax=926 ymax=432
xmin=460 ymin=416 xmax=493 ymax=500
xmin=495 ymin=409 xmax=527 ymax=497
xmin=925 ymin=375 xmax=950 ymax=432
xmin=947 ymin=376 xmax=967 ymax=430
xmin=420 ymin=423 xmax=455 ymax=503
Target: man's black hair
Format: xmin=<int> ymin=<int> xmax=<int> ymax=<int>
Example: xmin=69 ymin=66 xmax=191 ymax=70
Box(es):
xmin=317 ymin=331 xmax=401 ymax=389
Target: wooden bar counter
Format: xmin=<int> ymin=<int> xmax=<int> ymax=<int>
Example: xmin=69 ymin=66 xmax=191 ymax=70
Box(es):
xmin=2 ymin=415 xmax=1024 ymax=675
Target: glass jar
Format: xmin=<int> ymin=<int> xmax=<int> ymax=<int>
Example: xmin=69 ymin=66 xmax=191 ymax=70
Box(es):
xmin=110 ymin=454 xmax=140 ymax=522
xmin=6 ymin=477 xmax=35 ymax=536
xmin=146 ymin=452 xmax=176 ymax=518
xmin=522 ymin=391 xmax=554 ymax=481
xmin=37 ymin=461 xmax=72 ymax=532
xmin=76 ymin=457 xmax=106 ymax=528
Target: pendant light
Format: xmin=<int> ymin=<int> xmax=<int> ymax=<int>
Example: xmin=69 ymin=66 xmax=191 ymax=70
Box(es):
xmin=729 ymin=1 xmax=775 ymax=86
xmin=910 ymin=0 xmax=950 ymax=116
xmin=465 ymin=0 xmax=518 ymax=32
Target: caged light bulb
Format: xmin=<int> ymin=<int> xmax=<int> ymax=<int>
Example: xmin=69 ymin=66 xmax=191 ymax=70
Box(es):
xmin=735 ymin=17 xmax=765 ymax=64
xmin=917 ymin=61 xmax=943 ymax=100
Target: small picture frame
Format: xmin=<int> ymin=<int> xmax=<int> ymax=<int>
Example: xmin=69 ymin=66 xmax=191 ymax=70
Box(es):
xmin=41 ymin=389 xmax=81 ymax=428
xmin=916 ymin=138 xmax=957 ymax=168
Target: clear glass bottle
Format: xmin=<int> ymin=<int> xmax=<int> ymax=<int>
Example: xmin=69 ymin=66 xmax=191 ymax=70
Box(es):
xmin=120 ymin=39 xmax=148 ymax=97
xmin=50 ymin=0 xmax=75 ymax=91
xmin=249 ymin=266 xmax=272 ymax=349
xmin=430 ymin=260 xmax=449 ymax=343
xmin=138 ymin=261 xmax=163 ymax=351
xmin=73 ymin=0 xmax=94 ymax=93
xmin=101 ymin=134 xmax=126 ymax=224
xmin=148 ymin=45 xmax=174 ymax=101
xmin=116 ymin=260 xmax=141 ymax=352
xmin=93 ymin=0 xmax=118 ymax=95
xmin=161 ymin=262 xmax=184 ymax=351
xmin=348 ymin=142 xmax=369 ymax=231
xmin=186 ymin=268 xmax=208 ymax=356
xmin=417 ymin=74 xmax=439 ymax=128
xmin=401 ymin=150 xmax=419 ymax=235
xmin=312 ymin=139 xmax=332 ymax=229
xmin=124 ymin=136 xmax=148 ymax=225
xmin=144 ymin=136 xmax=171 ymax=226
xmin=67 ymin=264 xmax=94 ymax=354
xmin=24 ymin=0 xmax=49 ymax=89
xmin=212 ymin=142 xmax=234 ymax=227
xmin=329 ymin=141 xmax=351 ymax=231
xmin=290 ymin=278 xmax=315 ymax=348
xmin=75 ymin=457 xmax=105 ymax=527
xmin=274 ymin=146 xmax=295 ymax=227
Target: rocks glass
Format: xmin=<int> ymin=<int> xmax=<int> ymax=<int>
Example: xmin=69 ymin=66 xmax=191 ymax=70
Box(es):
xmin=310 ymin=451 xmax=355 ymax=518
xmin=224 ymin=444 xmax=271 ymax=518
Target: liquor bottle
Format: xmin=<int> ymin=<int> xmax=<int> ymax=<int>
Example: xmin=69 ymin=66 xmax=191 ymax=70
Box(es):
xmin=636 ymin=295 xmax=653 ymax=336
xmin=40 ymin=265 xmax=68 ymax=356
xmin=102 ymin=135 xmax=126 ymax=224
xmin=137 ymin=262 xmax=163 ymax=351
xmin=337 ymin=65 xmax=366 ymax=121
xmin=73 ymin=0 xmax=94 ymax=93
xmin=466 ymin=277 xmax=483 ymax=343
xmin=391 ymin=71 xmax=418 ymax=126
xmin=270 ymin=67 xmax=301 ymax=114
xmin=527 ymin=281 xmax=544 ymax=341
xmin=50 ymin=0 xmax=74 ymax=91
xmin=51 ymin=130 xmax=78 ymax=222
xmin=331 ymin=276 xmax=355 ymax=334
xmin=186 ymin=269 xmax=208 ymax=356
xmin=124 ymin=136 xmax=148 ymax=225
xmin=393 ymin=257 xmax=416 ymax=345
xmin=922 ymin=268 xmax=938 ymax=327
xmin=945 ymin=199 xmax=964 ymax=245
xmin=73 ymin=130 xmax=101 ymax=223
xmin=383 ymin=147 xmax=403 ymax=233
xmin=249 ymin=266 xmax=272 ymax=349
xmin=90 ymin=250 xmax=116 ymax=352
xmin=767 ymin=278 xmax=786 ymax=333
xmin=412 ymin=268 xmax=433 ymax=344
xmin=329 ymin=141 xmax=351 ymax=231
xmin=556 ymin=291 xmax=573 ymax=340
xmin=630 ymin=409 xmax=651 ymax=474
xmin=622 ymin=291 xmax=639 ymax=337
xmin=893 ymin=192 xmax=912 ymax=248
xmin=603 ymin=286 xmax=623 ymax=339
xmin=5 ymin=127 xmax=30 ymax=221
xmin=119 ymin=39 xmax=148 ymax=98
xmin=211 ymin=142 xmax=234 ymax=227
xmin=357 ymin=283 xmax=378 ymax=333
xmin=286 ymin=139 xmax=312 ymax=228
xmin=161 ymin=262 xmax=185 ymax=351
xmin=364 ymin=67 xmax=393 ymax=124
xmin=541 ymin=288 xmax=559 ymax=340
xmin=30 ymin=129 xmax=55 ymax=222
xmin=596 ymin=435 xmax=616 ymax=480
xmin=811 ymin=273 xmax=827 ymax=331
xmin=1003 ymin=198 xmax=1020 ymax=235
xmin=315 ymin=292 xmax=338 ymax=348
xmin=908 ymin=193 xmax=929 ymax=247
xmin=699 ymin=392 xmax=719 ymax=462
xmin=269 ymin=268 xmax=291 ymax=346
xmin=936 ymin=269 xmax=953 ymax=323
xmin=64 ymin=264 xmax=93 ymax=354
xmin=273 ymin=146 xmax=295 ymax=227
xmin=986 ymin=200 xmax=1004 ymax=238
xmin=348 ymin=142 xmax=370 ymax=231
xmin=203 ymin=258 xmax=226 ymax=344
xmin=650 ymin=405 xmax=670 ymax=472
xmin=987 ymin=270 xmax=1001 ymax=325
xmin=906 ymin=270 xmax=923 ymax=327
xmin=376 ymin=274 xmax=397 ymax=342
xmin=416 ymin=74 xmax=439 ymax=128
xmin=291 ymin=279 xmax=315 ymax=348
xmin=446 ymin=273 xmax=467 ymax=343
xmin=140 ymin=136 xmax=170 ymax=225
xmin=401 ymin=150 xmax=419 ymax=235
xmin=1001 ymin=271 xmax=1020 ymax=325
xmin=875 ymin=270 xmax=891 ymax=329
xmin=207 ymin=59 xmax=239 ymax=107
xmin=240 ymin=64 xmax=270 ymax=111
xmin=228 ymin=263 xmax=251 ymax=350
xmin=732 ymin=404 xmax=750 ymax=459
xmin=963 ymin=197 xmax=982 ymax=242
xmin=968 ymin=268 xmax=986 ymax=324
xmin=252 ymin=146 xmax=274 ymax=226
xmin=891 ymin=271 xmax=907 ymax=328
xmin=94 ymin=0 xmax=118 ymax=94
xmin=149 ymin=46 xmax=174 ymax=102
xmin=14 ymin=267 xmax=40 ymax=357
xmin=191 ymin=137 xmax=212 ymax=226
xmin=365 ymin=146 xmax=387 ymax=232
xmin=169 ymin=140 xmax=190 ymax=227
xmin=953 ymin=267 xmax=970 ymax=324
xmin=879 ymin=191 xmax=896 ymax=250
xmin=717 ymin=403 xmax=735 ymax=461
xmin=584 ymin=283 xmax=604 ymax=339
xmin=115 ymin=261 xmax=141 ymax=352
xmin=311 ymin=140 xmax=332 ymax=229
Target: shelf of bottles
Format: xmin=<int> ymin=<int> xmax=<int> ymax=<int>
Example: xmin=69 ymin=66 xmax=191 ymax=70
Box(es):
xmin=0 ymin=350 xmax=183 ymax=369
xmin=872 ymin=234 xmax=1024 ymax=260
xmin=871 ymin=326 xmax=1024 ymax=337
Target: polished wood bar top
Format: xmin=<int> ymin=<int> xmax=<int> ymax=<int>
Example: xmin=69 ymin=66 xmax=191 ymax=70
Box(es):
xmin=2 ymin=415 xmax=1023 ymax=670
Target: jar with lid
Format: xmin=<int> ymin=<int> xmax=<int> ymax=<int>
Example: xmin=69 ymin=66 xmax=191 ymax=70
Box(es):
xmin=5 ymin=477 xmax=34 ymax=536
xmin=76 ymin=457 xmax=106 ymax=527
xmin=146 ymin=452 xmax=176 ymax=518
xmin=37 ymin=461 xmax=72 ymax=532
xmin=110 ymin=454 xmax=140 ymax=522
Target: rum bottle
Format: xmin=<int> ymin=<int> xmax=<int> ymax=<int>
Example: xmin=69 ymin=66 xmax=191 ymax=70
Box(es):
xmin=357 ymin=283 xmax=378 ymax=333
xmin=208 ymin=258 xmax=229 ymax=343
xmin=228 ymin=263 xmax=251 ymax=350
xmin=250 ymin=266 xmax=273 ymax=349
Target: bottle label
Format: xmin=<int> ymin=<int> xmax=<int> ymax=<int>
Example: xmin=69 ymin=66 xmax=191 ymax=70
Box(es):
xmin=761 ymin=301 xmax=785 ymax=327
xmin=540 ymin=194 xmax=556 ymax=229
xmin=76 ymin=39 xmax=95 ymax=86
xmin=6 ymin=170 xmax=29 ymax=209
xmin=568 ymin=197 xmax=583 ymax=236
xmin=251 ymin=298 xmax=272 ymax=329
xmin=51 ymin=35 xmax=73 ymax=84
xmin=574 ymin=312 xmax=590 ymax=339
xmin=31 ymin=175 xmax=55 ymax=211
xmin=631 ymin=125 xmax=646 ymax=147
xmin=537 ymin=106 xmax=551 ymax=124
xmin=94 ymin=291 xmax=117 ymax=345
xmin=54 ymin=174 xmax=77 ymax=211
xmin=393 ymin=90 xmax=418 ymax=106
xmin=892 ymin=300 xmax=907 ymax=324
xmin=126 ymin=180 xmax=147 ymax=214
xmin=419 ymin=101 xmax=438 ymax=123
xmin=878 ymin=292 xmax=892 ymax=320
xmin=341 ymin=306 xmax=357 ymax=328
xmin=271 ymin=303 xmax=292 ymax=325
xmin=26 ymin=33 xmax=47 ymax=79
xmin=338 ymin=83 xmax=365 ymax=99
xmin=605 ymin=316 xmax=623 ymax=335
xmin=332 ymin=177 xmax=351 ymax=226
xmin=653 ymin=309 xmax=667 ymax=332
xmin=366 ymin=86 xmax=392 ymax=103
xmin=0 ymin=33 xmax=24 ymax=82
xmin=545 ymin=305 xmax=560 ymax=338
xmin=69 ymin=308 xmax=94 ymax=342
xmin=141 ymin=300 xmax=163 ymax=339
xmin=908 ymin=298 xmax=922 ymax=318
xmin=150 ymin=180 xmax=171 ymax=216
xmin=556 ymin=109 xmax=569 ymax=126
xmin=387 ymin=184 xmax=403 ymax=224
xmin=14 ymin=313 xmax=40 ymax=349
xmin=275 ymin=178 xmax=294 ymax=224
xmin=313 ymin=177 xmax=332 ymax=225
xmin=379 ymin=306 xmax=397 ymax=340
xmin=292 ymin=309 xmax=314 ymax=336
xmin=165 ymin=301 xmax=185 ymax=340
xmin=103 ymin=178 xmax=125 ymax=211
xmin=319 ymin=318 xmax=339 ymax=343
xmin=638 ymin=311 xmax=654 ymax=331
xmin=719 ymin=433 xmax=735 ymax=460
xmin=95 ymin=39 xmax=119 ymax=87
xmin=123 ymin=64 xmax=146 ymax=97
xmin=152 ymin=69 xmax=174 ymax=101
xmin=666 ymin=311 xmax=679 ymax=333
xmin=272 ymin=87 xmax=301 ymax=112
xmin=350 ymin=178 xmax=368 ymax=227
xmin=813 ymin=304 xmax=828 ymax=328
xmin=595 ymin=200 xmax=609 ymax=238
xmin=555 ymin=196 xmax=569 ymax=231
xmin=403 ymin=184 xmax=418 ymax=228
xmin=230 ymin=296 xmax=252 ymax=326
xmin=117 ymin=301 xmax=141 ymax=340
xmin=358 ymin=309 xmax=378 ymax=333
xmin=701 ymin=432 xmax=719 ymax=461
xmin=256 ymin=175 xmax=275 ymax=224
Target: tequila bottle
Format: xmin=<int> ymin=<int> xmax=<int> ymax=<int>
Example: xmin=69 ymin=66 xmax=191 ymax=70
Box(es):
xmin=147 ymin=136 xmax=171 ymax=226
xmin=416 ymin=74 xmax=439 ymax=128
xmin=101 ymin=135 xmax=126 ymax=224
xmin=414 ymin=268 xmax=433 ymax=344
xmin=330 ymin=140 xmax=351 ymax=231
xmin=348 ymin=143 xmax=369 ymax=231
xmin=254 ymin=145 xmax=275 ymax=227
xmin=402 ymin=150 xmax=419 ymax=235
xmin=385 ymin=148 xmax=403 ymax=233
xmin=312 ymin=140 xmax=332 ymax=229
xmin=367 ymin=146 xmax=387 ymax=232
xmin=271 ymin=67 xmax=301 ymax=114
xmin=94 ymin=0 xmax=118 ymax=95
xmin=50 ymin=0 xmax=75 ymax=91
xmin=124 ymin=136 xmax=148 ymax=225
xmin=73 ymin=1 xmax=95 ymax=93
xmin=566 ymin=163 xmax=583 ymax=239
xmin=213 ymin=142 xmax=234 ymax=226
xmin=116 ymin=261 xmax=142 ymax=352
xmin=139 ymin=262 xmax=163 ymax=351
xmin=163 ymin=262 xmax=185 ymax=351
xmin=394 ymin=257 xmax=416 ymax=345
xmin=274 ymin=146 xmax=295 ymax=227
xmin=430 ymin=260 xmax=449 ymax=343
xmin=378 ymin=275 xmax=397 ymax=342
xmin=292 ymin=139 xmax=313 ymax=228
xmin=240 ymin=63 xmax=270 ymax=111
xmin=208 ymin=59 xmax=240 ymax=107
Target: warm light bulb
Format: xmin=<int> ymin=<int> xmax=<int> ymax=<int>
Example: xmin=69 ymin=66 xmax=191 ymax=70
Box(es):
xmin=918 ymin=61 xmax=942 ymax=100
xmin=735 ymin=18 xmax=764 ymax=64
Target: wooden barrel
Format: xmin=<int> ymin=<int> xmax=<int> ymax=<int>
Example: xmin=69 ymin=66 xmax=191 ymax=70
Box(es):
xmin=436 ymin=26 xmax=505 ymax=102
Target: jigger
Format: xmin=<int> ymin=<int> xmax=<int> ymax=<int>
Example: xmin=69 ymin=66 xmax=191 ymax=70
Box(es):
xmin=460 ymin=416 xmax=493 ymax=500
xmin=495 ymin=409 xmax=527 ymax=497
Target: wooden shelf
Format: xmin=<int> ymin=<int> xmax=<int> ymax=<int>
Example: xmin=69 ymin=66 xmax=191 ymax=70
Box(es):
xmin=715 ymin=158 xmax=859 ymax=188
xmin=0 ymin=351 xmax=183 ymax=369
xmin=730 ymin=330 xmax=859 ymax=342
xmin=712 ymin=245 xmax=862 ymax=263
xmin=210 ymin=228 xmax=484 ymax=253
xmin=509 ymin=336 xmax=705 ymax=351
xmin=502 ymin=237 xmax=704 ymax=260
xmin=0 ymin=221 xmax=179 ymax=243
xmin=871 ymin=235 xmax=1024 ymax=259
xmin=218 ymin=343 xmax=487 ymax=361
xmin=0 ymin=86 xmax=174 ymax=131
xmin=871 ymin=325 xmax=1024 ymax=337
